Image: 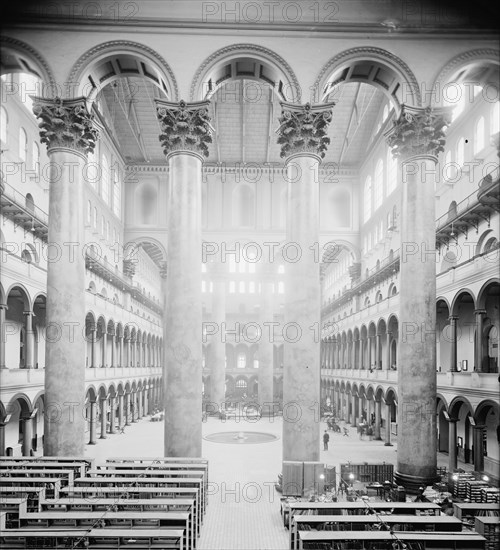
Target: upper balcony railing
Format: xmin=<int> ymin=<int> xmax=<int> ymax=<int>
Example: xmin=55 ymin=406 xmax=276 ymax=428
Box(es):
xmin=0 ymin=179 xmax=162 ymax=317
xmin=0 ymin=180 xmax=48 ymax=240
xmin=321 ymin=249 xmax=400 ymax=316
xmin=435 ymin=166 xmax=499 ymax=248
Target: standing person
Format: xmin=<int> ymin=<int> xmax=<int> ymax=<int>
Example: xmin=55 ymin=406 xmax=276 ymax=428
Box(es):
xmin=323 ymin=430 xmax=330 ymax=451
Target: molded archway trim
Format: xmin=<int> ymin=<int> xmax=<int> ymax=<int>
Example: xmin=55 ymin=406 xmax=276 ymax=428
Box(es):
xmin=313 ymin=46 xmax=421 ymax=111
xmin=190 ymin=43 xmax=300 ymax=102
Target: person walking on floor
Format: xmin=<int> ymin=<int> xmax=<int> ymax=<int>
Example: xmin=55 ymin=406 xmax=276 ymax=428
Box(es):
xmin=323 ymin=430 xmax=330 ymax=451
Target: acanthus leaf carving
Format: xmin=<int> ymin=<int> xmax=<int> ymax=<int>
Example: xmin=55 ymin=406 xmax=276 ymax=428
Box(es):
xmin=156 ymin=99 xmax=213 ymax=158
xmin=276 ymin=102 xmax=335 ymax=159
xmin=385 ymin=105 xmax=451 ymax=159
xmin=32 ymin=97 xmax=99 ymax=155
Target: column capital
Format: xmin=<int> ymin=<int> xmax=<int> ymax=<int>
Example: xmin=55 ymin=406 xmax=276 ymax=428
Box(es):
xmin=0 ymin=303 xmax=8 ymax=311
xmin=448 ymin=315 xmax=459 ymax=322
xmin=474 ymin=309 xmax=487 ymax=316
xmin=32 ymin=96 xmax=99 ymax=155
xmin=277 ymin=101 xmax=335 ymax=159
xmin=385 ymin=105 xmax=451 ymax=160
xmin=23 ymin=310 xmax=34 ymax=316
xmin=156 ymin=99 xmax=213 ymax=158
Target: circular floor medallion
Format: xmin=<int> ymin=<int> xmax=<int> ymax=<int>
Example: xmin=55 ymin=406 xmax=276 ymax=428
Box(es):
xmin=203 ymin=431 xmax=279 ymax=444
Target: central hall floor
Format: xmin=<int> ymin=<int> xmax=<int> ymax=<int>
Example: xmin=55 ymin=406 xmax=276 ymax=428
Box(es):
xmin=83 ymin=416 xmax=461 ymax=550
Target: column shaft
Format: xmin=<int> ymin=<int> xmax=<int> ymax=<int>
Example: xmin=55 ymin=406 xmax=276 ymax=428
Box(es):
xmin=259 ymin=264 xmax=275 ymax=415
xmin=448 ymin=419 xmax=458 ymax=472
xmin=385 ymin=332 xmax=391 ymax=370
xmin=209 ymin=267 xmax=226 ymax=413
xmin=44 ymin=148 xmax=87 ymax=455
xmin=22 ymin=417 xmax=32 ymax=456
xmin=124 ymin=394 xmax=131 ymax=425
xmin=283 ymin=154 xmax=321 ymax=463
xmin=473 ymin=426 xmax=485 ymax=472
xmin=449 ymin=317 xmax=458 ymax=372
xmin=475 ymin=310 xmax=486 ymax=372
xmin=0 ymin=305 xmax=7 ymax=369
xmin=118 ymin=395 xmax=123 ymax=429
xmin=110 ymin=333 xmax=115 ymax=367
xmin=88 ymin=401 xmax=97 ymax=445
xmin=374 ymin=400 xmax=382 ymax=440
xmin=109 ymin=396 xmax=116 ymax=434
xmin=91 ymin=329 xmax=97 ymax=368
xmin=100 ymin=398 xmax=107 ymax=439
xmin=375 ymin=334 xmax=381 ymax=369
xmin=23 ymin=311 xmax=35 ymax=369
xmin=164 ymin=152 xmax=203 ymax=457
xmin=384 ymin=402 xmax=392 ymax=446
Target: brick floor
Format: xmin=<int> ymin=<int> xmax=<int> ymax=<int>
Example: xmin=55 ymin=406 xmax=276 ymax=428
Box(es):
xmin=83 ymin=415 xmax=468 ymax=550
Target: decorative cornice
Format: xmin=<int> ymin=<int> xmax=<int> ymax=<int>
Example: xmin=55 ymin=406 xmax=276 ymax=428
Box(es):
xmin=276 ymin=102 xmax=335 ymax=159
xmin=385 ymin=105 xmax=451 ymax=159
xmin=312 ymin=46 xmax=422 ymax=107
xmin=431 ymin=49 xmax=500 ymax=105
xmin=32 ymin=96 xmax=99 ymax=155
xmin=0 ymin=36 xmax=56 ymax=90
xmin=156 ymin=99 xmax=213 ymax=158
xmin=189 ymin=43 xmax=300 ymax=101
xmin=67 ymin=40 xmax=179 ymax=101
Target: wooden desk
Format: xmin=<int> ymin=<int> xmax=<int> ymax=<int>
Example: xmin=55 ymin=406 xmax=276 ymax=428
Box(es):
xmin=74 ymin=476 xmax=205 ymax=514
xmin=60 ymin=485 xmax=203 ymax=530
xmin=284 ymin=500 xmax=442 ymax=528
xmin=41 ymin=497 xmax=200 ymax=536
xmin=298 ymin=530 xmax=486 ymax=549
xmin=0 ymin=527 xmax=184 ymax=549
xmin=0 ymin=460 xmax=90 ymax=477
xmin=19 ymin=510 xmax=193 ymax=549
xmin=290 ymin=514 xmax=464 ymax=549
xmin=0 ymin=478 xmax=61 ymax=497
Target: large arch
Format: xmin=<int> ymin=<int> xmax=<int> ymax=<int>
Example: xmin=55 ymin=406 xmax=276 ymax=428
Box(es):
xmin=431 ymin=49 xmax=500 ymax=107
xmin=123 ymin=238 xmax=167 ymax=268
xmin=0 ymin=36 xmax=56 ymax=89
xmin=67 ymin=40 xmax=178 ymax=103
xmin=312 ymin=47 xmax=421 ymax=111
xmin=190 ymin=43 xmax=300 ymax=102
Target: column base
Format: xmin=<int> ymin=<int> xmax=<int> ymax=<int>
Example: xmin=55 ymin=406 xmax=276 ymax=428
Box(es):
xmin=99 ymin=435 xmax=107 ymax=439
xmin=384 ymin=442 xmax=393 ymax=446
xmin=88 ymin=441 xmax=96 ymax=445
xmin=394 ymin=470 xmax=440 ymax=493
xmin=374 ymin=437 xmax=382 ymax=441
